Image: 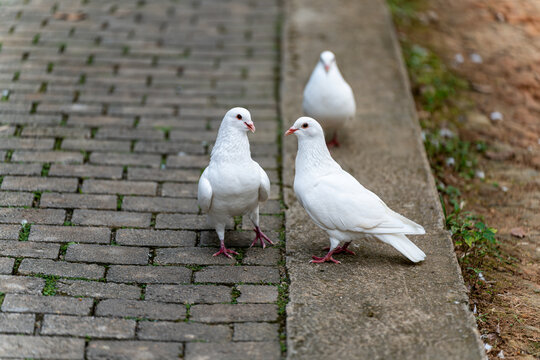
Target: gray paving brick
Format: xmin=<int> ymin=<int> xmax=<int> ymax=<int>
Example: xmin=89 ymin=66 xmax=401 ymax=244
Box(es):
xmin=0 ymin=138 xmax=54 ymax=150
xmin=82 ymin=180 xmax=157 ymax=195
xmin=243 ymin=247 xmax=281 ymax=265
xmin=69 ymin=116 xmax=133 ymax=127
xmin=49 ymin=164 xmax=123 ymax=179
xmin=0 ymin=275 xmax=45 ymax=294
xmin=0 ymin=335 xmax=85 ymax=359
xmin=1 ymin=176 xmax=78 ymax=192
xmin=161 ymin=182 xmax=198 ymax=197
xmin=62 ymin=139 xmax=131 ymax=152
xmin=138 ymin=321 xmax=231 ymax=342
xmin=96 ymin=299 xmax=185 ymax=320
xmin=166 ymin=154 xmax=209 ymax=169
xmin=122 ymin=196 xmax=198 ymax=213
xmin=134 ymin=141 xmax=204 ymax=155
xmin=22 ymin=126 xmax=91 ymax=138
xmin=41 ymin=315 xmax=136 ymax=339
xmin=1 ymin=294 xmax=93 ymax=315
xmin=237 ymin=285 xmax=278 ymax=303
xmin=18 ymin=259 xmax=105 ymax=279
xmin=185 ymin=342 xmax=280 ymax=360
xmin=71 ymin=210 xmax=151 ymax=227
xmin=12 ymin=150 xmax=84 ymax=163
xmin=90 ymin=152 xmax=161 ymax=167
xmin=0 ymin=163 xmax=42 ymax=176
xmin=128 ymin=168 xmax=200 ymax=182
xmin=156 ymin=214 xmax=232 ymax=230
xmin=96 ymin=128 xmax=164 ymax=140
xmin=0 ymin=191 xmax=34 ymax=207
xmin=0 ymin=208 xmax=66 ymax=225
xmin=241 ymin=214 xmax=283 ymax=232
xmin=107 ymin=265 xmax=191 ymax=284
xmin=29 ymin=225 xmax=111 ymax=244
xmin=57 ymin=280 xmax=141 ymax=300
xmin=0 ymin=225 xmax=20 ymax=240
xmin=0 ymin=313 xmax=35 ymax=334
xmin=87 ymin=340 xmax=183 ymax=360
xmin=234 ymin=322 xmax=280 ymax=341
xmin=0 ymin=257 xmax=15 ymax=274
xmin=185 ymin=304 xmax=278 ymax=323
xmin=155 ymin=247 xmax=236 ymax=265
xmin=0 ymin=241 xmax=60 ymax=258
xmin=116 ymin=229 xmax=196 ymax=247
xmin=145 ymin=284 xmax=231 ymax=304
xmin=199 ymin=230 xmax=280 ymax=248
xmin=40 ymin=193 xmax=117 ymax=210
xmin=65 ymin=244 xmax=150 ymax=265
xmin=195 ymin=266 xmax=280 ymax=284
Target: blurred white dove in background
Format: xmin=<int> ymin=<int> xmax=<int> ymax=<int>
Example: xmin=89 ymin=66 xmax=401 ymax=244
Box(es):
xmin=302 ymin=50 xmax=356 ymax=147
xmin=198 ymin=107 xmax=274 ymax=258
xmin=285 ymin=117 xmax=426 ymax=264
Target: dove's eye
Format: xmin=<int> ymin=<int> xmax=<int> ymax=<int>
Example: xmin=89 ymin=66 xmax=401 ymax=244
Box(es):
xmin=236 ymin=114 xmax=243 ymax=120
xmin=302 ymin=123 xmax=308 ymax=129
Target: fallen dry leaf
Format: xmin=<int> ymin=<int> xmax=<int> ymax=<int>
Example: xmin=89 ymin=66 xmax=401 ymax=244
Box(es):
xmin=510 ymin=227 xmax=526 ymax=238
xmin=485 ymin=150 xmax=515 ymax=161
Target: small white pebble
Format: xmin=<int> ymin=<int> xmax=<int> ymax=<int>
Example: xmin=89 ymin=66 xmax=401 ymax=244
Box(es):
xmin=21 ymin=219 xmax=28 ymax=225
xmin=1 ymin=89 xmax=9 ymax=97
xmin=446 ymin=157 xmax=455 ymax=166
xmin=421 ymin=131 xmax=426 ymax=142
xmin=478 ymin=273 xmax=486 ymax=281
xmin=453 ymin=301 xmax=460 ymax=304
xmin=160 ymin=164 xmax=166 ymax=169
xmin=484 ymin=343 xmax=493 ymax=352
xmin=497 ymin=350 xmax=505 ymax=358
xmin=454 ymin=53 xmax=464 ymax=64
xmin=475 ymin=170 xmax=485 ymax=179
xmin=439 ymin=128 xmax=454 ymax=138
xmin=470 ymin=53 xmax=483 ymax=63
xmin=501 ymin=186 xmax=508 ymax=192
xmin=490 ymin=111 xmax=503 ymax=122
xmin=473 ymin=304 xmax=477 ymax=314
xmin=177 ymin=151 xmax=187 ymax=156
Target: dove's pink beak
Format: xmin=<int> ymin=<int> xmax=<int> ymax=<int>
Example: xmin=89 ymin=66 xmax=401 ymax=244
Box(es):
xmin=324 ymin=65 xmax=330 ymax=72
xmin=285 ymin=127 xmax=297 ymax=136
xmin=245 ymin=122 xmax=256 ymax=133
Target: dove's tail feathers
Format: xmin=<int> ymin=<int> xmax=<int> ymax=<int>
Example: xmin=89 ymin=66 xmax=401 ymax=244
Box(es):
xmin=387 ymin=209 xmax=426 ymax=235
xmin=376 ymin=234 xmax=426 ymax=263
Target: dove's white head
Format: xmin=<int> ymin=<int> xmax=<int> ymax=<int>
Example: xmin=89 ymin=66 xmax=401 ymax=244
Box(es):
xmin=285 ymin=117 xmax=325 ymax=139
xmin=222 ymin=107 xmax=255 ymax=133
xmin=319 ymin=51 xmax=336 ymax=73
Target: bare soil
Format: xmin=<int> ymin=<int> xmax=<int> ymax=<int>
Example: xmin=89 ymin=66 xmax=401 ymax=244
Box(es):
xmin=395 ymin=0 xmax=540 ymax=358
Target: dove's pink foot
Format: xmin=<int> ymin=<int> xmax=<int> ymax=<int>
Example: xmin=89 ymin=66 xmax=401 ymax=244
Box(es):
xmin=213 ymin=242 xmax=239 ymax=258
xmin=326 ymin=132 xmax=340 ymax=148
xmin=250 ymin=226 xmax=275 ymax=248
xmin=323 ymin=241 xmax=355 ymax=255
xmin=310 ymin=249 xmax=341 ymax=264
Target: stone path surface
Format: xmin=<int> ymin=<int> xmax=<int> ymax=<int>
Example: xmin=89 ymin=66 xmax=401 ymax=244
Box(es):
xmin=0 ymin=0 xmax=284 ymax=359
xmin=282 ymin=0 xmax=486 ymax=359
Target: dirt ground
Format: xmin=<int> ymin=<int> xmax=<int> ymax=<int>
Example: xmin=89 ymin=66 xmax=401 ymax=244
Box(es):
xmin=395 ymin=0 xmax=540 ymax=358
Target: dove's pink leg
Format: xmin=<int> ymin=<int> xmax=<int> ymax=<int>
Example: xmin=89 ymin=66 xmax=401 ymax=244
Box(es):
xmin=310 ymin=249 xmax=341 ymax=264
xmin=213 ymin=240 xmax=239 ymax=258
xmin=326 ymin=132 xmax=340 ymax=148
xmin=250 ymin=226 xmax=275 ymax=248
xmin=323 ymin=241 xmax=355 ymax=255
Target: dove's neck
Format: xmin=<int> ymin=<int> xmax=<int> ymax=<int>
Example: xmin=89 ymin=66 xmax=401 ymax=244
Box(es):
xmin=210 ymin=125 xmax=251 ymax=163
xmin=315 ymin=63 xmax=345 ymax=82
xmin=296 ymin=136 xmax=339 ymax=175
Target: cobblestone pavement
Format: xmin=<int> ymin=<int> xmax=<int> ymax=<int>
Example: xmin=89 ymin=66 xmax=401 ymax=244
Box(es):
xmin=0 ymin=0 xmax=284 ymax=359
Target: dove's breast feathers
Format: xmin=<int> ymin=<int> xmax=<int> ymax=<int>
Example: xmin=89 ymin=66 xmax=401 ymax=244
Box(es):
xmin=302 ymin=67 xmax=356 ymax=123
xmin=198 ymin=159 xmax=269 ymax=217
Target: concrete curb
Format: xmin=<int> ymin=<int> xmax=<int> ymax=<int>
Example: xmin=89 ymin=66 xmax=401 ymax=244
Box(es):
xmin=281 ymin=0 xmax=486 ymax=358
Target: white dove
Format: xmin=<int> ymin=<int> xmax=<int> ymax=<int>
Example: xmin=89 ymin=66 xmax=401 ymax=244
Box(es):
xmin=302 ymin=50 xmax=356 ymax=147
xmin=285 ymin=117 xmax=426 ymax=264
xmin=198 ymin=107 xmax=274 ymax=258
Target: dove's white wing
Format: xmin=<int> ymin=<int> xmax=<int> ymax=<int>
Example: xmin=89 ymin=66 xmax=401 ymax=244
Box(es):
xmin=298 ymin=170 xmax=424 ymax=235
xmin=197 ymin=167 xmax=213 ymax=212
xmin=255 ymin=162 xmax=270 ymax=202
